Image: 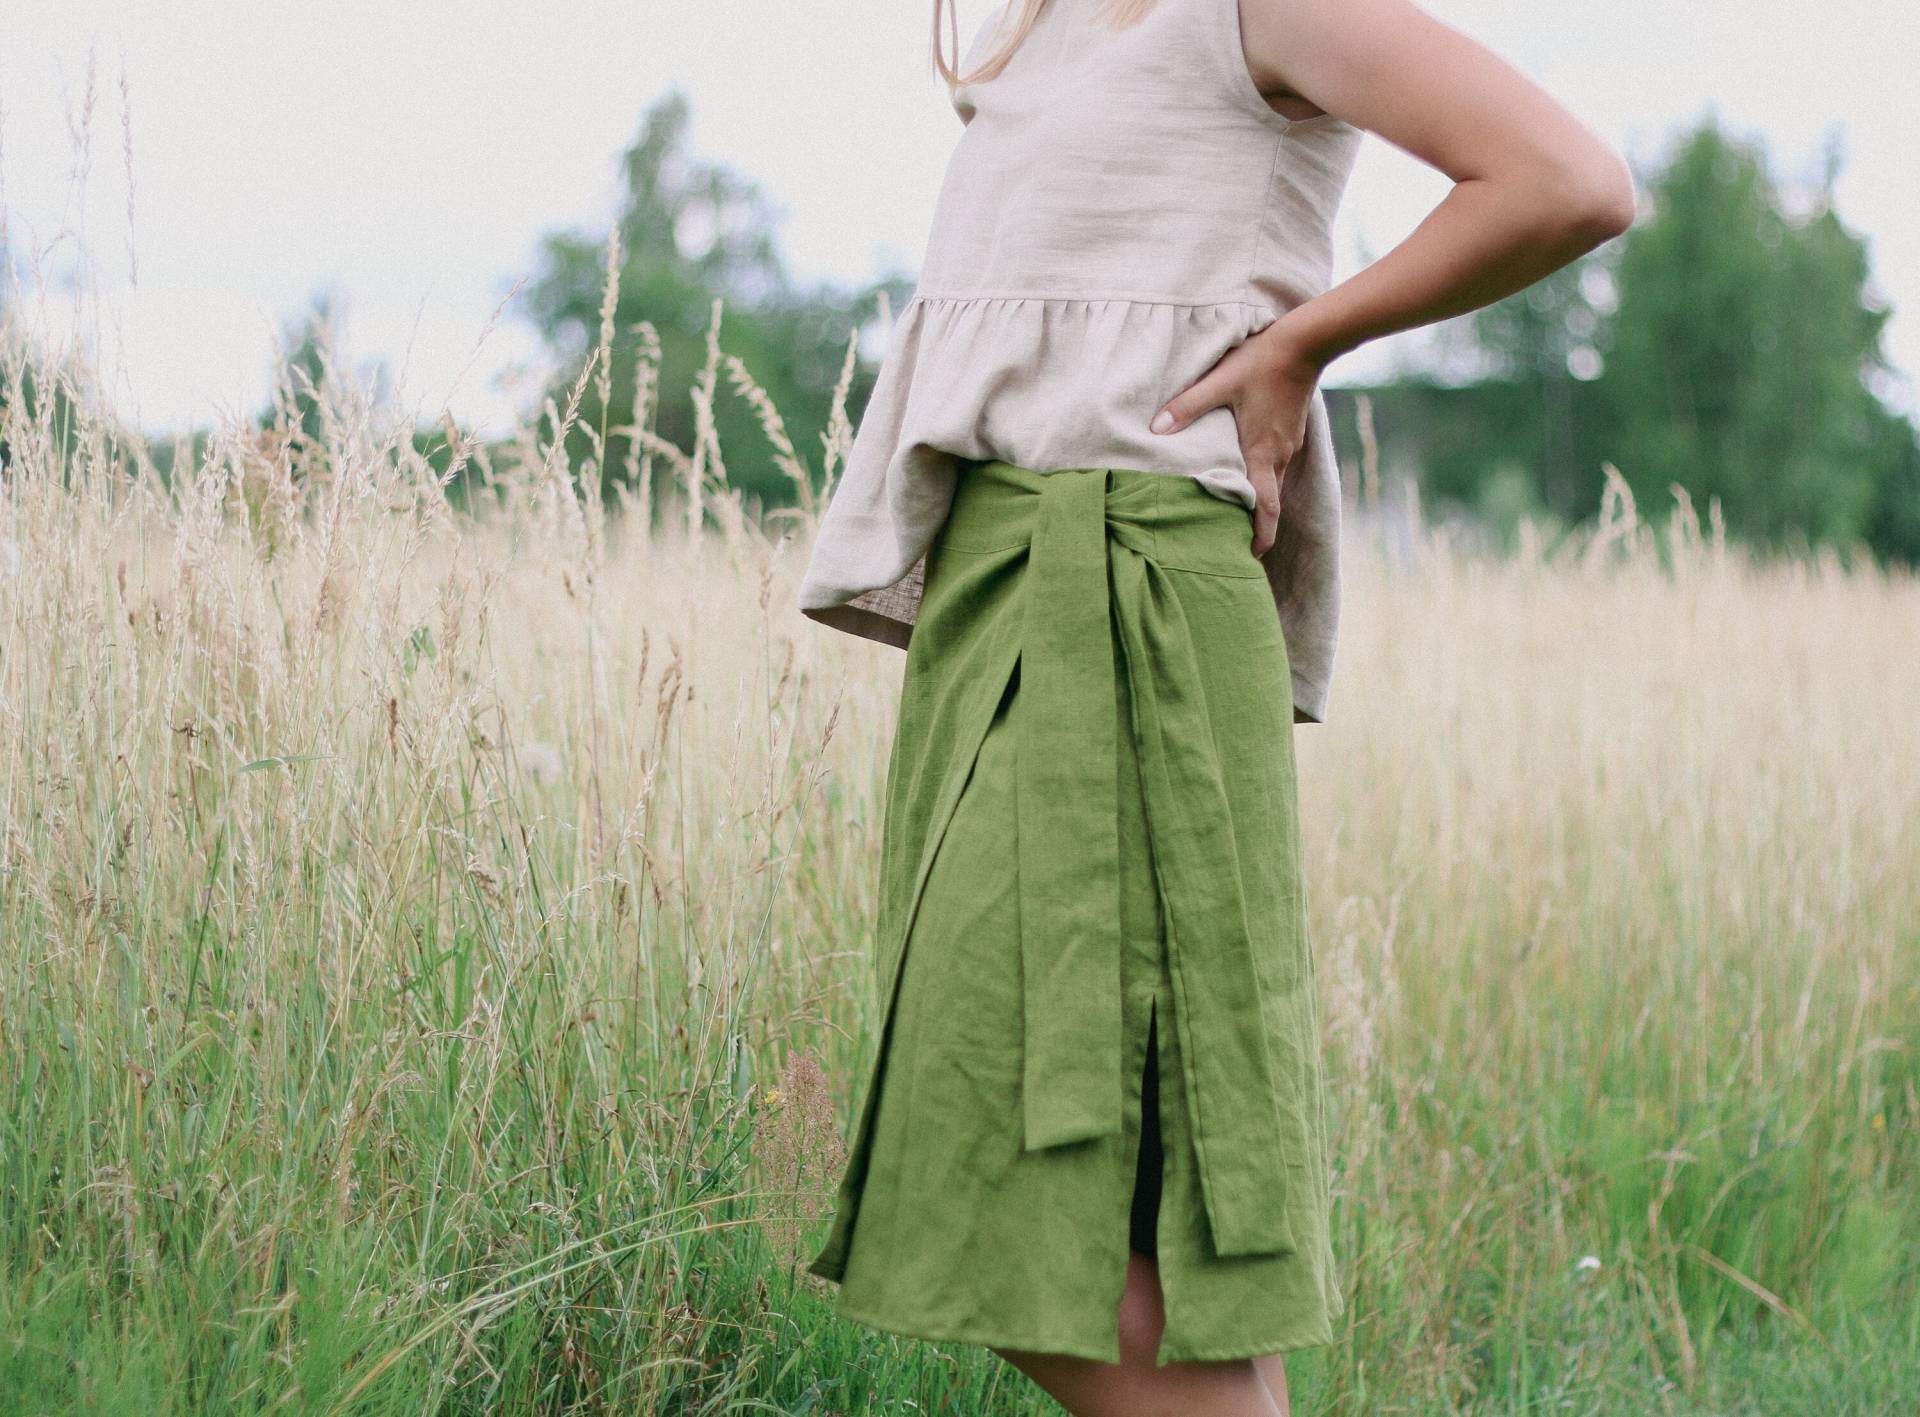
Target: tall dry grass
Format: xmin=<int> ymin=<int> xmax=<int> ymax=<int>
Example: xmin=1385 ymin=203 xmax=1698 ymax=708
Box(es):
xmin=3 ymin=150 xmax=1917 ymax=1417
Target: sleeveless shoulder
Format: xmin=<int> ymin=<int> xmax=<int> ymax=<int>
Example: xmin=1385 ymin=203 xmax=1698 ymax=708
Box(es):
xmin=1203 ymin=0 xmax=1351 ymax=135
xmin=949 ymin=0 xmax=1355 ymax=137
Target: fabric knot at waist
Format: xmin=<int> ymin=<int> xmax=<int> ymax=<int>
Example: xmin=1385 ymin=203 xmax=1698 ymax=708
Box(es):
xmin=938 ymin=457 xmax=1298 ymax=1259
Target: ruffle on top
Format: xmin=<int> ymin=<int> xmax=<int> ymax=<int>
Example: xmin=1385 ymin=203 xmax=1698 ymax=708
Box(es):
xmin=797 ymin=291 xmax=1343 ymax=725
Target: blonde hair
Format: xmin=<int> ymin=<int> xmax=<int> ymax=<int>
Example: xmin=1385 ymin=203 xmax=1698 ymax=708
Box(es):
xmin=932 ymin=0 xmax=1159 ymax=88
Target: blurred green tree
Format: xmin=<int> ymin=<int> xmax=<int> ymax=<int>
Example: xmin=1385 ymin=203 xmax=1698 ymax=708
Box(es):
xmin=1598 ymin=117 xmax=1907 ymax=554
xmin=1458 ymin=259 xmax=1615 ymax=521
xmin=523 ymin=88 xmax=912 ymax=522
xmin=1333 ymin=114 xmax=1920 ymax=564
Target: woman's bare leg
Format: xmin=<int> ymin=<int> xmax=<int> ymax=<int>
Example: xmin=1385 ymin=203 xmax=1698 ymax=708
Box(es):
xmin=990 ymin=1252 xmax=1283 ymax=1417
xmin=1252 ymin=1353 xmax=1292 ymax=1416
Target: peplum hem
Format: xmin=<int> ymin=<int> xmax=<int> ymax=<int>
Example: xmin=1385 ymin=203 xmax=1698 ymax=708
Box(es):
xmin=797 ymin=291 xmax=1343 ymax=725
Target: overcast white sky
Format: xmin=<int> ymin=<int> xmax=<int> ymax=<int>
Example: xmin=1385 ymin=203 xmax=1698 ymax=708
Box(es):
xmin=2 ymin=0 xmax=1914 ymax=436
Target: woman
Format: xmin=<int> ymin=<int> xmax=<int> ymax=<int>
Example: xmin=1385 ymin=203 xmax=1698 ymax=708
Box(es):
xmin=795 ymin=0 xmax=1633 ymax=1411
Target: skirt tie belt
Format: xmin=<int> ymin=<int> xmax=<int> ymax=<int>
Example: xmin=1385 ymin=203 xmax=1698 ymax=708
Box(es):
xmin=1004 ymin=463 xmax=1299 ymax=1259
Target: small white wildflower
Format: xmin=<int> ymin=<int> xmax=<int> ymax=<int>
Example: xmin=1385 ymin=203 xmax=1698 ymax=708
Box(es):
xmin=1575 ymin=1255 xmax=1602 ymax=1275
xmin=518 ymin=740 xmax=565 ymax=785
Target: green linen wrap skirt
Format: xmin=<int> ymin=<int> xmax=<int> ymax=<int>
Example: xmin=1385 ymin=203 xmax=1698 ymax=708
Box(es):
xmin=807 ymin=457 xmax=1340 ymax=1365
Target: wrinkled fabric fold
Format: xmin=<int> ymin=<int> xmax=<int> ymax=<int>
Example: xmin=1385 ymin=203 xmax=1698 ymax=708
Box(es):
xmin=1014 ymin=469 xmax=1125 ymax=1149
xmin=962 ymin=458 xmax=1295 ymax=1257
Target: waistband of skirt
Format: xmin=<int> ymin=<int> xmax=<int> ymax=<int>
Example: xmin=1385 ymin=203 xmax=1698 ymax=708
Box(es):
xmin=935 ymin=457 xmax=1264 ymax=579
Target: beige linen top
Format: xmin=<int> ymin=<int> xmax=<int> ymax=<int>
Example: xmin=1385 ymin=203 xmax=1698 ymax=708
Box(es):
xmin=796 ymin=0 xmax=1363 ymax=722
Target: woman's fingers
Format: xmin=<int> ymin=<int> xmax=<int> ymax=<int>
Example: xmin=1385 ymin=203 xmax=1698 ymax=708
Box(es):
xmin=1146 ymin=338 xmax=1299 ymax=558
xmin=1247 ymin=459 xmax=1282 ymax=559
xmin=1149 ymin=357 xmax=1238 ymax=435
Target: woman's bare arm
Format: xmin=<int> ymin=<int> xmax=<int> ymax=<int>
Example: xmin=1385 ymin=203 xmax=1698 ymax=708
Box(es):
xmin=1152 ymin=0 xmax=1637 ymax=557
xmin=1242 ymin=0 xmax=1638 ymax=365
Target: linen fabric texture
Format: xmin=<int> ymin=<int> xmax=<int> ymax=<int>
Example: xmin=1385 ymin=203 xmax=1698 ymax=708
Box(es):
xmin=806 ymin=459 xmax=1339 ymax=1364
xmin=795 ymin=0 xmax=1364 ymax=723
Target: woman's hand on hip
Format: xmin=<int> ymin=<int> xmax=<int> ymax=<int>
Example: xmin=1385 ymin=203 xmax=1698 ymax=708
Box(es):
xmin=1148 ymin=317 xmax=1329 ymax=559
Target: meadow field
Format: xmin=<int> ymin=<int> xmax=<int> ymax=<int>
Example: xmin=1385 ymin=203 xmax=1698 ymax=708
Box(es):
xmin=1 ymin=293 xmax=1916 ymax=1415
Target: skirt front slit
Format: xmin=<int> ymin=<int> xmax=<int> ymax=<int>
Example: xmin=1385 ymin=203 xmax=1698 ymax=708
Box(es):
xmin=805 ymin=458 xmax=1339 ymax=1365
xmin=1130 ymin=1002 xmax=1163 ymax=1260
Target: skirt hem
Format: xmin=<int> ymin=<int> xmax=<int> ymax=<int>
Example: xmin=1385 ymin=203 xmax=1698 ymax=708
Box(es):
xmin=828 ymin=1295 xmax=1122 ymax=1365
xmin=823 ymin=1291 xmax=1338 ymax=1367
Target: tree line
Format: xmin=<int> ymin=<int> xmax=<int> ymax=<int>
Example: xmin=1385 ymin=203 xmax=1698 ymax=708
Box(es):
xmin=9 ymin=89 xmax=1913 ymax=567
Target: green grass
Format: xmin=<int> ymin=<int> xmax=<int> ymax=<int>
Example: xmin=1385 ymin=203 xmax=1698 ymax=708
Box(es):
xmin=2 ymin=294 xmax=1916 ymax=1413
